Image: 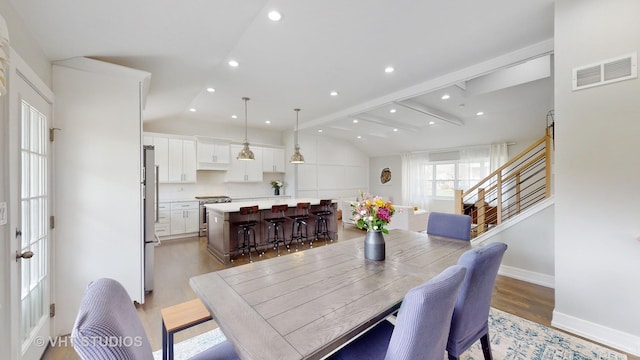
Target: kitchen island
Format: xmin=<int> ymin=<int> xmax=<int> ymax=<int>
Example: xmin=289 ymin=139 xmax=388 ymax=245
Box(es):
xmin=205 ymin=198 xmax=338 ymax=264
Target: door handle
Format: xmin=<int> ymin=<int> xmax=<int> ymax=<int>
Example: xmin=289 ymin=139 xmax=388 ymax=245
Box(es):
xmin=16 ymin=250 xmax=34 ymax=262
xmin=16 ymin=228 xmax=22 ymax=238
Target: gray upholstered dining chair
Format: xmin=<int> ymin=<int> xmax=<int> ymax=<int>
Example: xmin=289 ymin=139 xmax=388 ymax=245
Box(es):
xmin=72 ymin=278 xmax=238 ymax=360
xmin=426 ymin=212 xmax=472 ymax=241
xmin=446 ymin=242 xmax=508 ymax=360
xmin=328 ymin=265 xmax=467 ymax=360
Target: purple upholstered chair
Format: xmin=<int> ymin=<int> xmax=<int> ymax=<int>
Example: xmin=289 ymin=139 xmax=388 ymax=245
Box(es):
xmin=426 ymin=212 xmax=472 ymax=241
xmin=328 ymin=265 xmax=467 ymax=360
xmin=446 ymin=242 xmax=508 ymax=360
xmin=72 ymin=278 xmax=238 ymax=360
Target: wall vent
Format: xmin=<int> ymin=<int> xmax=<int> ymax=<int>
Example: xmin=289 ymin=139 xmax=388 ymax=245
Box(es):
xmin=572 ymin=52 xmax=637 ymax=91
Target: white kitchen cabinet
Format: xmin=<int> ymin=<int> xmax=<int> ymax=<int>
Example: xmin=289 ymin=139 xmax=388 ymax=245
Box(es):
xmin=224 ymin=144 xmax=263 ymax=182
xmin=168 ymin=138 xmax=197 ymax=183
xmin=169 ymin=201 xmax=199 ymax=235
xmin=196 ymin=138 xmax=230 ymax=170
xmin=144 ymin=136 xmax=169 ymax=183
xmin=155 ymin=202 xmax=171 ymax=237
xmin=262 ymin=147 xmax=286 ymax=173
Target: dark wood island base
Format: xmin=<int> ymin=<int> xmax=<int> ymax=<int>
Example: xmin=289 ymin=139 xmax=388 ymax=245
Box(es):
xmin=206 ymin=199 xmax=338 ymax=264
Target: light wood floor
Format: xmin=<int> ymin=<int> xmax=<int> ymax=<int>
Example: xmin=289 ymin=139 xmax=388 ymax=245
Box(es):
xmin=42 ymin=223 xmax=638 ymax=359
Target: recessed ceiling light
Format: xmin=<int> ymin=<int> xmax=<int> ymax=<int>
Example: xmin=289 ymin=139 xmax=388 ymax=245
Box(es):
xmin=429 ymin=121 xmax=435 ymax=125
xmin=231 ymin=115 xmax=238 ymax=119
xmin=265 ymin=120 xmax=271 ymax=124
xmin=476 ymin=111 xmax=484 ymax=116
xmin=228 ymin=60 xmax=239 ymax=67
xmin=384 ymin=66 xmax=395 ymax=73
xmin=268 ymin=10 xmax=282 ymax=21
xmin=330 ymin=91 xmax=339 ymax=96
xmin=189 ymin=108 xmax=196 ymax=112
xmin=206 ymin=87 xmax=215 ymax=93
xmin=389 ymin=108 xmax=397 ymax=113
xmin=317 ymin=129 xmax=323 ymax=133
xmin=352 ymin=119 xmax=359 ymax=123
xmin=393 ymin=128 xmax=398 ymax=132
xmin=357 ymin=135 xmax=362 ymax=139
xmin=441 ymin=94 xmax=450 ymax=100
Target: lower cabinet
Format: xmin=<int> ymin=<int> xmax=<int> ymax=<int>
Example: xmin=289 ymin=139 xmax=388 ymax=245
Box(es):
xmin=157 ymin=201 xmax=200 ymax=238
xmin=155 ymin=202 xmax=171 ymax=237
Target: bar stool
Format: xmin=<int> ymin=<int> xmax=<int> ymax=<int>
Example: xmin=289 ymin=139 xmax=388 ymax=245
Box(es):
xmin=287 ymin=202 xmax=310 ymax=252
xmin=311 ymin=199 xmax=333 ymax=246
xmin=232 ymin=205 xmax=260 ymax=262
xmin=264 ymin=204 xmax=289 ymax=256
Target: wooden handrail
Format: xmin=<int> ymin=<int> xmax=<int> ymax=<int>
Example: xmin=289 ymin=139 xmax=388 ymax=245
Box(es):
xmin=456 ymin=129 xmax=552 ymax=239
xmin=462 ymin=134 xmax=547 ymax=197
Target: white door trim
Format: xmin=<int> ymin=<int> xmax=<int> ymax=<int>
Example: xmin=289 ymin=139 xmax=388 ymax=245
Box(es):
xmin=8 ymin=48 xmax=55 ymax=360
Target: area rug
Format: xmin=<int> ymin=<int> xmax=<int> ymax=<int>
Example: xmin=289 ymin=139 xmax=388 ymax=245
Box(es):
xmin=153 ymin=307 xmax=627 ymax=360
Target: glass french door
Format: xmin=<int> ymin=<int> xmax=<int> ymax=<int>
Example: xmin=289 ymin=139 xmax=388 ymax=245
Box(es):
xmin=13 ymin=72 xmax=51 ymax=360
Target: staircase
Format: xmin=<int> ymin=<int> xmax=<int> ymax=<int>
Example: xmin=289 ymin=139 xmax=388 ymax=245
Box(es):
xmin=454 ymin=128 xmax=553 ymax=239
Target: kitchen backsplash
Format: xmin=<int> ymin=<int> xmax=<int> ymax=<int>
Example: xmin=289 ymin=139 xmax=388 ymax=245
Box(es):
xmin=159 ymin=171 xmax=286 ymax=201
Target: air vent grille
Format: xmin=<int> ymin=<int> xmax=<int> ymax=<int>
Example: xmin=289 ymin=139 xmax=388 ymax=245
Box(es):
xmin=572 ymin=52 xmax=637 ymax=91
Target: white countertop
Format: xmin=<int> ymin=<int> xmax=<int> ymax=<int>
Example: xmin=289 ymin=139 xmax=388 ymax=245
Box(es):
xmin=204 ymin=198 xmax=335 ymax=213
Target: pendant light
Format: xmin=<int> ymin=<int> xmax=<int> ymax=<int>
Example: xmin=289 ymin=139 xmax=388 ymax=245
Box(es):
xmin=237 ymin=97 xmax=255 ymax=161
xmin=290 ymin=108 xmax=305 ymax=164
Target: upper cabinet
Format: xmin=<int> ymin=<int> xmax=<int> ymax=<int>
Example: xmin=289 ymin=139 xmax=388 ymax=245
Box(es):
xmin=196 ymin=137 xmax=230 ymax=170
xmin=168 ymin=138 xmax=197 ymax=183
xmin=262 ymin=147 xmax=286 ymax=173
xmin=144 ymin=133 xmax=196 ymax=183
xmin=225 ymin=144 xmax=263 ymax=182
xmin=144 ymin=135 xmax=169 ymax=183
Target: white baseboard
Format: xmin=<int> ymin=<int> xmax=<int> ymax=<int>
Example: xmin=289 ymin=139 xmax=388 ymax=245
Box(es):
xmin=552 ymin=310 xmax=640 ymax=356
xmin=498 ymin=265 xmax=555 ymax=289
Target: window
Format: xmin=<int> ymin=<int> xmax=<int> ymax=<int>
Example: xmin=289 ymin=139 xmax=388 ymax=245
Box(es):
xmin=402 ymin=147 xmax=494 ymax=209
xmin=420 ymin=160 xmax=489 ymax=199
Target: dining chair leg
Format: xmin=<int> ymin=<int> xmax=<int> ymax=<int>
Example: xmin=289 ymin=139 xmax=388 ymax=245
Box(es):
xmin=480 ymin=333 xmax=493 ymax=360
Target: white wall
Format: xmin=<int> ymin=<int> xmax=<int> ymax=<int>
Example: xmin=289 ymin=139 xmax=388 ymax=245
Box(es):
xmin=292 ymin=132 xmax=369 ymax=200
xmin=554 ymin=0 xmax=640 ymax=355
xmin=369 ymin=155 xmax=402 ymax=203
xmin=0 ymin=2 xmax=51 ymax=87
xmin=53 ymin=59 xmax=149 ymax=335
xmin=482 ymin=202 xmax=555 ymax=288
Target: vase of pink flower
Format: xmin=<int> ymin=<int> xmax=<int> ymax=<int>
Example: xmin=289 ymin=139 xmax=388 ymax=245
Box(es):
xmin=350 ymin=191 xmax=396 ymax=261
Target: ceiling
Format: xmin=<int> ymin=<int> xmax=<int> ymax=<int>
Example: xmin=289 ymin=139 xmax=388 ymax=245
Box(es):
xmin=11 ymin=0 xmax=555 ymax=156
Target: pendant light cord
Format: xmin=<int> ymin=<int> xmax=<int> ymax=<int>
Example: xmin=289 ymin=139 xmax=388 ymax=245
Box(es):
xmin=243 ymin=97 xmax=250 ymax=142
xmin=294 ymin=108 xmax=300 ymax=146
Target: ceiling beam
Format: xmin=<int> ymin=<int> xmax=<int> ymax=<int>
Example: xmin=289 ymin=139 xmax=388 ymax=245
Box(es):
xmin=351 ymin=113 xmax=420 ymax=132
xmin=394 ymin=100 xmax=464 ymax=126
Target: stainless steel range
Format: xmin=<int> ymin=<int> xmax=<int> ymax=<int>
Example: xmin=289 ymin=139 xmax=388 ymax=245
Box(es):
xmin=196 ymin=196 xmax=232 ymax=236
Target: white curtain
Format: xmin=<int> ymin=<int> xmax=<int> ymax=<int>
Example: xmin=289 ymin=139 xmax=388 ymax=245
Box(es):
xmin=490 ymin=143 xmax=509 ymax=172
xmin=401 ymin=152 xmax=431 ymax=211
xmin=401 ymin=153 xmax=411 ymax=206
xmin=401 ymin=144 xmax=508 ymax=210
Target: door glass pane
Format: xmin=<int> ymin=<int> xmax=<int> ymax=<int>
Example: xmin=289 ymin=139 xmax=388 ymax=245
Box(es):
xmin=20 ymin=99 xmax=49 ymax=346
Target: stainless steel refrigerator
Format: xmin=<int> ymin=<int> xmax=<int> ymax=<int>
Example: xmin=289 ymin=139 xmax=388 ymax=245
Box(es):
xmin=143 ymin=145 xmax=159 ymax=293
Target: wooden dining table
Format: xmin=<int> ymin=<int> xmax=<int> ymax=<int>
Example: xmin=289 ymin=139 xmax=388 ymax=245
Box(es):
xmin=189 ymin=228 xmax=473 ymax=360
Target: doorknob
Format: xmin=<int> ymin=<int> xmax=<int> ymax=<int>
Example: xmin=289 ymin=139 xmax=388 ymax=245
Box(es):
xmin=16 ymin=250 xmax=34 ymax=262
xmin=16 ymin=228 xmax=22 ymax=238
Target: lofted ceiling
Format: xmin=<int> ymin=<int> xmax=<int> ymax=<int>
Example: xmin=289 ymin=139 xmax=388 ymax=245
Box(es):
xmin=11 ymin=0 xmax=555 ymax=156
